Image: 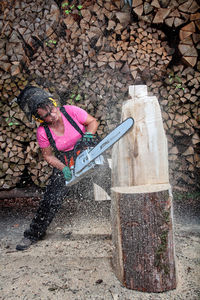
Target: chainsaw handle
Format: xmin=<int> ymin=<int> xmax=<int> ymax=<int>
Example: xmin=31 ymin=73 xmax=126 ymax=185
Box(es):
xmin=73 ymin=134 xmax=101 ymax=162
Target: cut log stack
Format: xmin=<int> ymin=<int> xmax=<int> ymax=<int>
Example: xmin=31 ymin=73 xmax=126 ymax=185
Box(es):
xmin=147 ymin=65 xmax=200 ymax=188
xmin=0 ymin=0 xmax=61 ymax=78
xmin=28 ymin=3 xmax=172 ymax=85
xmin=179 ymin=18 xmax=200 ymax=68
xmin=0 ymin=100 xmax=30 ymax=189
xmin=25 ymin=141 xmax=53 ymax=187
xmin=131 ymin=0 xmax=200 ymax=69
xmin=0 ymin=0 xmax=199 ymax=191
xmin=0 ymin=95 xmax=53 ymax=189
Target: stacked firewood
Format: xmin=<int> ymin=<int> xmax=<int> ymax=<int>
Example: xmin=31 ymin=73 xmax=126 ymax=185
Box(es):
xmin=0 ymin=91 xmax=53 ymax=189
xmin=0 ymin=0 xmax=199 ymax=190
xmin=130 ymin=0 xmax=200 ymax=69
xmin=179 ymin=18 xmax=200 ymax=68
xmin=147 ymin=65 xmax=200 ymax=187
xmin=0 ymin=99 xmax=33 ymax=189
xmin=26 ymin=141 xmax=53 ymax=187
xmin=0 ymin=0 xmax=61 ymax=78
xmin=27 ymin=4 xmax=172 ymax=86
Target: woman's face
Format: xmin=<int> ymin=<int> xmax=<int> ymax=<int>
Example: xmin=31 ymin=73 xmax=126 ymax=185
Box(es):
xmin=37 ymin=105 xmax=59 ymax=124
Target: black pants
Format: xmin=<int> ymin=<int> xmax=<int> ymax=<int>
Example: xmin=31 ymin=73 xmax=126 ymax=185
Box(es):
xmin=24 ymin=164 xmax=111 ymax=241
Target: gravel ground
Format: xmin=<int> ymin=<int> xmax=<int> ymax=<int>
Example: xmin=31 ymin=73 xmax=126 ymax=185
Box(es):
xmin=0 ymin=194 xmax=199 ymax=300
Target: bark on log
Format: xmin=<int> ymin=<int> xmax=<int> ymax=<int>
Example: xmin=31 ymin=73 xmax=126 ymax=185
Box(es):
xmin=111 ymin=185 xmax=176 ymax=292
xmin=111 ymin=85 xmax=177 ymax=292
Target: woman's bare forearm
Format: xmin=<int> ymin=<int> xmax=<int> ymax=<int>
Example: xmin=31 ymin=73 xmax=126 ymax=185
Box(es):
xmin=86 ymin=120 xmax=99 ymax=134
xmin=41 ymin=147 xmax=66 ymax=171
xmin=85 ymin=115 xmax=99 ymax=134
xmin=44 ymin=155 xmax=66 ymax=171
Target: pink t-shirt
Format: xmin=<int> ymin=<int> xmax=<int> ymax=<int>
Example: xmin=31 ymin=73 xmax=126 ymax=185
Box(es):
xmin=37 ymin=105 xmax=88 ymax=151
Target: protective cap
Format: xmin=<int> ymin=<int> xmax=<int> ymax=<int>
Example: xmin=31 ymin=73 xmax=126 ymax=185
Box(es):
xmin=16 ymin=85 xmax=54 ymax=122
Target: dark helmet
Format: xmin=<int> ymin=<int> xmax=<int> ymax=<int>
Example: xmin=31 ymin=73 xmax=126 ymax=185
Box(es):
xmin=16 ymin=85 xmax=55 ymax=122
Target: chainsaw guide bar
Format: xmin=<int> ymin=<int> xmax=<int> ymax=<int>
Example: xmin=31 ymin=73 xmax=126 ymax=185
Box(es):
xmin=66 ymin=117 xmax=134 ymax=186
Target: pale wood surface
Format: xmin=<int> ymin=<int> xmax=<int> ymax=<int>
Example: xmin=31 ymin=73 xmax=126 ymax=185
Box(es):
xmin=112 ymin=85 xmax=169 ymax=187
xmin=93 ymin=183 xmax=111 ymax=201
xmin=112 ymin=183 xmax=171 ymax=194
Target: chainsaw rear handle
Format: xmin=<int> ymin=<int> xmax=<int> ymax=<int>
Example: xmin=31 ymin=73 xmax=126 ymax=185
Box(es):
xmin=72 ymin=133 xmax=101 ymax=163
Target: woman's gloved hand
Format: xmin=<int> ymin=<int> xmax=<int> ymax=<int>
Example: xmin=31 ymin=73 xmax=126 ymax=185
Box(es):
xmin=62 ymin=166 xmax=72 ymax=182
xmin=82 ymin=132 xmax=94 ymax=142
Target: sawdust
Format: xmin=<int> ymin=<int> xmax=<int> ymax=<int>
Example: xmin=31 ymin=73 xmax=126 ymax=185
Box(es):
xmin=0 ymin=196 xmax=199 ymax=300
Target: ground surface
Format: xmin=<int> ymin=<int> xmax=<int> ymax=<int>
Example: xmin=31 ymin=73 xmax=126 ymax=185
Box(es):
xmin=0 ymin=193 xmax=200 ymax=300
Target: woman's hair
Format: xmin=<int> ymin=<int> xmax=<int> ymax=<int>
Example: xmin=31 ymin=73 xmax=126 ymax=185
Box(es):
xmin=33 ymin=100 xmax=54 ymax=119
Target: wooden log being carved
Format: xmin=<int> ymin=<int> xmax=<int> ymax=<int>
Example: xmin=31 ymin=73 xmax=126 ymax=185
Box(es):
xmin=111 ymin=185 xmax=176 ymax=292
xmin=111 ymin=85 xmax=177 ymax=292
xmin=112 ymin=85 xmax=169 ymax=187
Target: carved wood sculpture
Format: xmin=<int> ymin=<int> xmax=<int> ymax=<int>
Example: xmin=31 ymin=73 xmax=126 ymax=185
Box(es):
xmin=111 ymin=85 xmax=177 ymax=292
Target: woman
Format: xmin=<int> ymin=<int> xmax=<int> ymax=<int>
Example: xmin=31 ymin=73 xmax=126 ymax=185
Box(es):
xmin=16 ymin=86 xmax=109 ymax=251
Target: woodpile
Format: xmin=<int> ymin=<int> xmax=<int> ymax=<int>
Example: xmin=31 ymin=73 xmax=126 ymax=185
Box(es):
xmin=179 ymin=18 xmax=200 ymax=68
xmin=0 ymin=0 xmax=61 ymax=78
xmin=0 ymin=0 xmax=199 ymax=191
xmin=0 ymin=100 xmax=30 ymax=189
xmin=27 ymin=4 xmax=172 ymax=84
xmin=0 ymin=95 xmax=53 ymax=189
xmin=130 ymin=0 xmax=200 ymax=69
xmin=147 ymin=65 xmax=200 ymax=188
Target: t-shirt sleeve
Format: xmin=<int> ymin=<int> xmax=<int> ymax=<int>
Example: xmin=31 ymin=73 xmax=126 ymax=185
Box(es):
xmin=36 ymin=126 xmax=50 ymax=148
xmin=64 ymin=105 xmax=88 ymax=124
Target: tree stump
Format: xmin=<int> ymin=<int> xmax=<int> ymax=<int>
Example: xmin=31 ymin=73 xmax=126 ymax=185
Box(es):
xmin=111 ymin=85 xmax=177 ymax=292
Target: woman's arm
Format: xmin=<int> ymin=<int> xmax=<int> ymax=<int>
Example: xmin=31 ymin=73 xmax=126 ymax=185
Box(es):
xmin=84 ymin=114 xmax=99 ymax=134
xmin=41 ymin=146 xmax=66 ymax=171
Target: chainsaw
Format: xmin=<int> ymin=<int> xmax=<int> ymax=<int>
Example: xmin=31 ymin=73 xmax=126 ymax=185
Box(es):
xmin=65 ymin=117 xmax=134 ymax=186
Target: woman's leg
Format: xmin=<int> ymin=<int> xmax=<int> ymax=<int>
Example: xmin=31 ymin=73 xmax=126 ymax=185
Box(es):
xmin=23 ymin=169 xmax=69 ymax=241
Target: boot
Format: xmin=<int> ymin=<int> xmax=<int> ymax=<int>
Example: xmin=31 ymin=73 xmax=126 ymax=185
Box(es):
xmin=16 ymin=237 xmax=34 ymax=251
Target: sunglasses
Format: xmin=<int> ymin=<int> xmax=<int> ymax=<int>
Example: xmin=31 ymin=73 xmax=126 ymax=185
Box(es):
xmin=40 ymin=106 xmax=55 ymax=119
